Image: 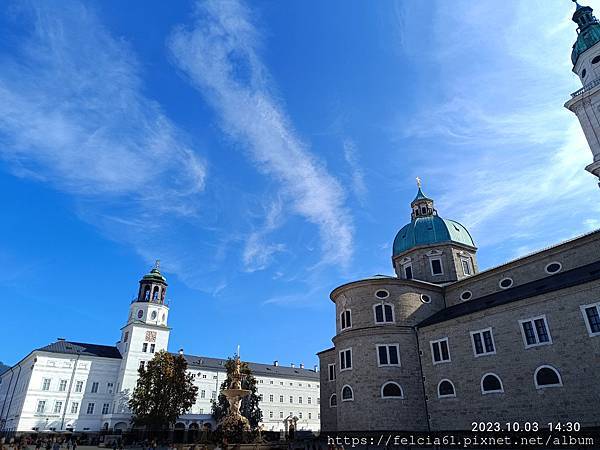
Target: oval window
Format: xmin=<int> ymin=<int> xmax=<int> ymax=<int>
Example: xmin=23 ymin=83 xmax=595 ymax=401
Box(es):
xmin=137 ymin=310 xmax=144 ymax=319
xmin=545 ymin=262 xmax=562 ymax=274
xmin=151 ymin=310 xmax=157 ymax=320
xmin=420 ymin=294 xmax=431 ymax=304
xmin=499 ymin=278 xmax=513 ymax=289
xmin=460 ymin=290 xmax=472 ymax=301
xmin=375 ymin=289 xmax=389 ymax=299
xmin=592 ymin=55 xmax=600 ymax=64
xmin=582 ymin=68 xmax=588 ymax=78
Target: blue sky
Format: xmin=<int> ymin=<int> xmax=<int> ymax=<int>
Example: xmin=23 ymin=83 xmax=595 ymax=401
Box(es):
xmin=1 ymin=0 xmax=598 ymax=367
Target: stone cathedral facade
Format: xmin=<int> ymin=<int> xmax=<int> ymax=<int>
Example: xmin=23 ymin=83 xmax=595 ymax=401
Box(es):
xmin=318 ymin=2 xmax=600 ymax=432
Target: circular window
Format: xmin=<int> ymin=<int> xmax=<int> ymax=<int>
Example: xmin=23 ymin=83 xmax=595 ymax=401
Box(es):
xmin=420 ymin=294 xmax=431 ymax=304
xmin=582 ymin=68 xmax=588 ymax=78
xmin=499 ymin=278 xmax=513 ymax=289
xmin=137 ymin=310 xmax=144 ymax=319
xmin=375 ymin=289 xmax=389 ymax=299
xmin=460 ymin=290 xmax=472 ymax=301
xmin=151 ymin=310 xmax=157 ymax=320
xmin=592 ymin=55 xmax=600 ymax=64
xmin=545 ymin=262 xmax=562 ymax=274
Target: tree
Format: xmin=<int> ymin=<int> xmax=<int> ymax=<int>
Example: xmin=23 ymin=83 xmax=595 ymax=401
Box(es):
xmin=211 ymin=357 xmax=263 ymax=429
xmin=129 ymin=350 xmax=198 ymax=433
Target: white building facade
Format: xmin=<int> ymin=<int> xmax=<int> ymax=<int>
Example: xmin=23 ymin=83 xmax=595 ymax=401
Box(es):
xmin=0 ymin=265 xmax=320 ymax=435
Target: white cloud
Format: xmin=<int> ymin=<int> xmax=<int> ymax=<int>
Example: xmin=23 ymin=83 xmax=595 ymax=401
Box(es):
xmin=343 ymin=139 xmax=367 ymax=203
xmin=168 ymin=0 xmax=353 ymax=267
xmin=242 ymin=198 xmax=286 ymax=272
xmin=0 ymin=1 xmax=208 ymax=279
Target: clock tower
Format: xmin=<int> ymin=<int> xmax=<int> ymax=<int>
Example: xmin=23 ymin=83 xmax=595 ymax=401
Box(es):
xmin=113 ymin=261 xmax=171 ymax=413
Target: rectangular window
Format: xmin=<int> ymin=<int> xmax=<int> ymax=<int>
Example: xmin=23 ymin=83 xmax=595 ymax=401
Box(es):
xmin=308 ymin=397 xmax=312 ymax=404
xmin=461 ymin=258 xmax=472 ymax=275
xmin=339 ymin=348 xmax=352 ymax=371
xmin=279 ymin=412 xmax=283 ymax=419
xmin=107 ymin=382 xmax=114 ymax=393
xmin=317 ymin=398 xmax=320 ymax=404
xmin=299 ymin=412 xmax=303 ymax=419
xmin=202 ymin=374 xmax=207 ymax=379
xmin=37 ymin=401 xmax=46 ymax=413
xmin=471 ymin=328 xmax=495 ymax=356
xmin=340 ymin=310 xmax=352 ymax=330
xmin=142 ymin=343 xmax=148 ymax=352
xmin=269 ymin=411 xmax=273 ymax=419
xmin=430 ymin=338 xmax=450 ymax=364
xmin=309 ymin=412 xmax=312 ymax=419
xmin=374 ymin=304 xmax=394 ymax=324
xmin=404 ymin=264 xmax=413 ymax=280
xmin=58 ymin=379 xmax=68 ymax=392
xmin=86 ymin=403 xmax=95 ymax=415
xmin=201 ymin=390 xmax=206 ymax=398
xmin=139 ymin=361 xmax=145 ymax=370
xmin=54 ymin=401 xmax=62 ymax=414
xmin=211 ymin=391 xmax=216 ymax=400
xmin=430 ymin=258 xmax=443 ymax=275
xmin=581 ymin=303 xmax=600 ymax=336
xmin=91 ymin=382 xmax=99 ymax=393
xmin=75 ymin=381 xmax=83 ymax=393
xmin=279 ymin=395 xmax=284 ymax=402
xmin=42 ymin=378 xmax=51 ymax=391
xmin=150 ymin=344 xmax=155 ymax=353
xmin=71 ymin=402 xmax=79 ymax=414
xmin=519 ymin=315 xmax=552 ymax=348
xmin=102 ymin=403 xmax=110 ymax=415
xmin=124 ymin=331 xmax=129 ymax=343
xmin=289 ymin=396 xmax=293 ymax=403
xmin=377 ymin=344 xmax=400 ymax=366
xmin=269 ymin=394 xmax=273 ymax=402
xmin=328 ymin=364 xmax=336 ymax=381
xmin=299 ymin=397 xmax=302 ymax=404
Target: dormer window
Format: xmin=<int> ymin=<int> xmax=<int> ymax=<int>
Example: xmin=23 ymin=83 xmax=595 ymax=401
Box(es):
xmin=461 ymin=257 xmax=472 ymax=276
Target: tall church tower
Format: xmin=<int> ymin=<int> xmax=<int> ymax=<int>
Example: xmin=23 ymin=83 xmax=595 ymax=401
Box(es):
xmin=113 ymin=262 xmax=171 ymax=413
xmin=565 ymin=1 xmax=600 ymax=185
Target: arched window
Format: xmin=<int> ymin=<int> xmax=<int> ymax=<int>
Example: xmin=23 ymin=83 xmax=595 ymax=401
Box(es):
xmin=152 ymin=286 xmax=159 ymax=301
xmin=437 ymin=379 xmax=456 ymax=398
xmin=329 ymin=394 xmax=337 ymax=407
xmin=341 ymin=385 xmax=354 ymax=401
xmin=481 ymin=373 xmax=504 ymax=394
xmin=381 ymin=382 xmax=403 ymax=398
xmin=144 ymin=286 xmax=150 ymax=301
xmin=373 ymin=303 xmax=394 ymax=324
xmin=534 ymin=365 xmax=563 ymax=389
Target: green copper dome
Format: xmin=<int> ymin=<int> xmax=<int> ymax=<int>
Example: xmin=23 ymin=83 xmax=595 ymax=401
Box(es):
xmin=393 ymin=216 xmax=475 ymax=256
xmin=571 ymin=3 xmax=600 ymax=65
xmin=142 ymin=261 xmax=167 ymax=283
xmin=392 ymin=184 xmax=475 ymax=256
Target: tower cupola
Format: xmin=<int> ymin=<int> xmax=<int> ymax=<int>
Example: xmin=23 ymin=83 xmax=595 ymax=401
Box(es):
xmin=571 ymin=1 xmax=600 ymax=65
xmin=136 ymin=260 xmax=168 ymax=304
xmin=410 ymin=177 xmax=436 ymax=220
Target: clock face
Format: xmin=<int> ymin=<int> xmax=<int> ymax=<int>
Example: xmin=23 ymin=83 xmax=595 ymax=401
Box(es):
xmin=137 ymin=310 xmax=143 ymax=319
xmin=145 ymin=331 xmax=157 ymax=342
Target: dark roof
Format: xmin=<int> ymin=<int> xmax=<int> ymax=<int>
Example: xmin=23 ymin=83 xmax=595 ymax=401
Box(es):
xmin=177 ymin=353 xmax=319 ymax=380
xmin=37 ymin=341 xmax=122 ymax=359
xmin=418 ymin=260 xmax=600 ymax=328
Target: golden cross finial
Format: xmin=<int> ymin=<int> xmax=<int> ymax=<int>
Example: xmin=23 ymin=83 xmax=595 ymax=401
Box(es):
xmin=154 ymin=259 xmax=160 ymax=270
xmin=416 ymin=176 xmax=422 ymax=188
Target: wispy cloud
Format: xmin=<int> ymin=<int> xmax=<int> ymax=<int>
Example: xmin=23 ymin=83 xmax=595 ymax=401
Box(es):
xmin=242 ymin=198 xmax=286 ymax=272
xmin=168 ymin=0 xmax=354 ymax=267
xmin=0 ymin=1 xmax=207 ymax=275
xmin=391 ymin=0 xmax=598 ymax=261
xmin=343 ymin=139 xmax=367 ymax=203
